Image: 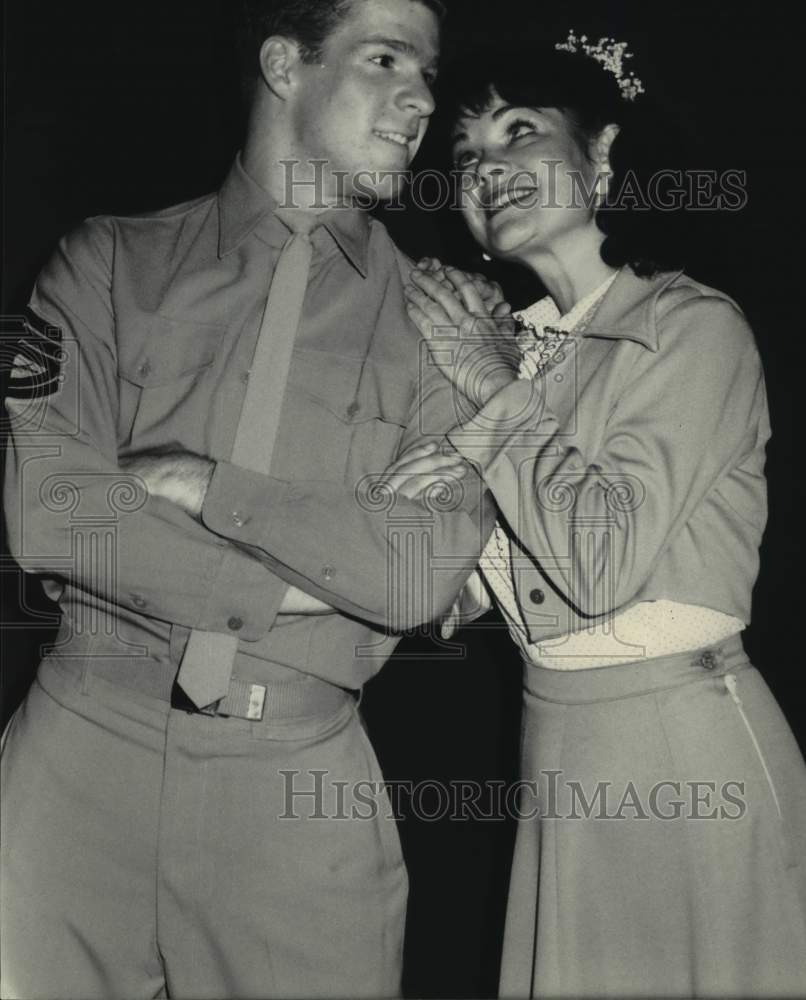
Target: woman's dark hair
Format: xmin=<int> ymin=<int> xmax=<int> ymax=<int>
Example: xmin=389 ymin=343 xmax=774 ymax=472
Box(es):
xmin=437 ymin=41 xmax=690 ymax=277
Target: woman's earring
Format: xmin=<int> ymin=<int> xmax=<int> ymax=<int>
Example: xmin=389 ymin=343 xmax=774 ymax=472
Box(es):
xmin=595 ymin=168 xmax=612 ymax=207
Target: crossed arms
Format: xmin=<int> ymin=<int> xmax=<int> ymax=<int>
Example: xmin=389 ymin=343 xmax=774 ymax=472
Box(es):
xmin=4 ymin=223 xmax=493 ymax=636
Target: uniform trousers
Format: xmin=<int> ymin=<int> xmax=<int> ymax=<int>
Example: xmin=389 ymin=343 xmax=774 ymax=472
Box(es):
xmin=1 ymin=651 xmax=407 ymax=999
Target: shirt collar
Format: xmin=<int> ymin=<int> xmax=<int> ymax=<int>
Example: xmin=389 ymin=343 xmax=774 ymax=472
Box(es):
xmin=517 ymin=266 xmax=684 ymax=352
xmin=580 ymin=266 xmax=685 ymax=351
xmin=217 ymin=155 xmax=370 ymax=276
xmin=515 ymin=272 xmax=617 ymax=336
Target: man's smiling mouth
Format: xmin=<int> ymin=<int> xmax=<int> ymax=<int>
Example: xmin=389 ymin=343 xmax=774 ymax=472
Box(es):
xmin=373 ymin=129 xmax=414 ymax=147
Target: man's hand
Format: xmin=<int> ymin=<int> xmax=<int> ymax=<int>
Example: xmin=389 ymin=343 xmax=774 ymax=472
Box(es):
xmin=119 ymin=451 xmax=214 ymax=518
xmin=440 ymin=570 xmax=493 ymax=639
xmin=278 ymin=585 xmax=337 ymax=616
xmin=380 ymin=441 xmax=470 ymax=501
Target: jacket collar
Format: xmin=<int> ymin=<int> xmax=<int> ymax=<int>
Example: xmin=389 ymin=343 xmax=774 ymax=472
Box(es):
xmin=217 ymin=155 xmax=370 ymax=276
xmin=580 ymin=266 xmax=685 ymax=352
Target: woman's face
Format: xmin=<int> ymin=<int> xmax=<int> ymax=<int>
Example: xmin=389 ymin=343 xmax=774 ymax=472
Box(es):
xmin=452 ymin=92 xmax=605 ymax=263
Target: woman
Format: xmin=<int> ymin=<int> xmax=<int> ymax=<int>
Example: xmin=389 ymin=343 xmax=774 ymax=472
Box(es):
xmin=398 ymin=34 xmax=806 ymax=999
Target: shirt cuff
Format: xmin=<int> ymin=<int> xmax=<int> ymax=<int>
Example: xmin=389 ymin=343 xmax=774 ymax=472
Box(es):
xmin=193 ymin=545 xmax=287 ymax=641
xmin=201 ymin=460 xmax=290 ymax=547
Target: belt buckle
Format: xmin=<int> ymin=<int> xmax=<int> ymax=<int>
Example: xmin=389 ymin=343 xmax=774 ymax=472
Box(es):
xmin=170 ymin=681 xmax=266 ymax=721
xmin=245 ymin=684 xmax=266 ymax=721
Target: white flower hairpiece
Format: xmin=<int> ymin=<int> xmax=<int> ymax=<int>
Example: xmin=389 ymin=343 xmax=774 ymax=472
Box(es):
xmin=555 ymin=30 xmax=645 ymax=102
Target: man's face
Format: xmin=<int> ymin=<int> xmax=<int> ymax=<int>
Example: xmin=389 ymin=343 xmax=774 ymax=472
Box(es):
xmin=285 ymin=0 xmax=439 ymax=204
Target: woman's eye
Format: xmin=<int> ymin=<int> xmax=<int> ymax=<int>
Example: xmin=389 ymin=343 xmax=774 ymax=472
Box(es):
xmin=507 ymin=119 xmax=538 ymax=141
xmin=454 ymin=151 xmax=478 ymax=171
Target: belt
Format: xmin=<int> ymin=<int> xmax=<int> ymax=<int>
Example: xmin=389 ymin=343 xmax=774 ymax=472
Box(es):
xmin=169 ymin=677 xmax=350 ymax=722
xmin=78 ymin=656 xmax=352 ymax=722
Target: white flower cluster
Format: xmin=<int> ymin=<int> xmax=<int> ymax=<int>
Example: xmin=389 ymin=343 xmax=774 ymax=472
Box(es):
xmin=555 ymin=30 xmax=646 ymax=102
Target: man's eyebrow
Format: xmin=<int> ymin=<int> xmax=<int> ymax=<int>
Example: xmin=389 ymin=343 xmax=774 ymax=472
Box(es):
xmin=359 ymin=34 xmax=439 ymax=73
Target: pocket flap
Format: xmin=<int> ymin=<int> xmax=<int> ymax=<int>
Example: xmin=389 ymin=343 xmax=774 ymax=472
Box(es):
xmin=118 ymin=314 xmax=224 ymax=387
xmin=288 ymin=350 xmax=413 ymax=427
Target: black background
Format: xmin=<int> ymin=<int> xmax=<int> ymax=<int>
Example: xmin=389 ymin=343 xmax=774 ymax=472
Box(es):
xmin=2 ymin=1 xmax=803 ymax=996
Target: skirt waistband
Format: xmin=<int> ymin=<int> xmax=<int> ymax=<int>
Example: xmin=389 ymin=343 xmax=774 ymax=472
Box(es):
xmin=522 ymin=633 xmax=749 ymax=705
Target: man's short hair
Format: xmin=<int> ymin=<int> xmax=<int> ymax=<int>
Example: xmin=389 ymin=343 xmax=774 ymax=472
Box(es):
xmin=238 ymin=0 xmax=446 ymax=97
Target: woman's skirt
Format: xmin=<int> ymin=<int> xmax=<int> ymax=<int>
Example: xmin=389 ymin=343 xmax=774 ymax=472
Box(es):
xmin=499 ymin=633 xmax=806 ymax=998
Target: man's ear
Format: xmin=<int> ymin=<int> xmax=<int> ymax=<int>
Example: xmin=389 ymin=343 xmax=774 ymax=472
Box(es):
xmin=258 ymin=36 xmax=303 ymax=99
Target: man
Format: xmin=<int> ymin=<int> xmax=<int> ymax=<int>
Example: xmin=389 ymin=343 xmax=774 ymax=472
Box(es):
xmin=1 ymin=1 xmax=494 ymax=996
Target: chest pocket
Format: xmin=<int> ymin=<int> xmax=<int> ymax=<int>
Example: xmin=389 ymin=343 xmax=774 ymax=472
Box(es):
xmin=116 ymin=314 xmax=225 ymax=451
xmin=270 ymin=349 xmax=414 ymax=484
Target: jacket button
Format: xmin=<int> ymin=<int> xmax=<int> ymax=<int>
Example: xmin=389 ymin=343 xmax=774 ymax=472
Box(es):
xmin=137 ymin=360 xmax=151 ymax=378
xmin=529 ymin=588 xmax=545 ymax=605
xmin=322 ymin=565 xmax=336 ymax=582
xmin=131 ymin=594 xmax=147 ymax=609
xmin=227 ymin=616 xmax=243 ymax=632
xmin=699 ymin=650 xmax=717 ymax=670
xmin=231 ymin=510 xmax=246 ymax=528
xmin=346 ymin=401 xmax=360 ymax=418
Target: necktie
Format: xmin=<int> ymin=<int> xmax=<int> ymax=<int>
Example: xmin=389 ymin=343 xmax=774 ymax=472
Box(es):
xmin=176 ymin=210 xmax=318 ymax=709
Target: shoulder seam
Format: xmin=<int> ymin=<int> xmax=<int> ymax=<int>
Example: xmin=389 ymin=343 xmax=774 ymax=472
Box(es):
xmin=85 ymin=191 xmax=216 ymax=225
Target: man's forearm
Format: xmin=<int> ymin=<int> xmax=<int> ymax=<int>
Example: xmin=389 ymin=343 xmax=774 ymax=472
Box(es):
xmin=119 ymin=452 xmax=337 ymax=618
xmin=118 ymin=451 xmax=214 ymax=518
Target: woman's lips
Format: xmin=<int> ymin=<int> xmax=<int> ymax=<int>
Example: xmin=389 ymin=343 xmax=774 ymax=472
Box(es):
xmin=486 ymin=188 xmax=539 ymax=217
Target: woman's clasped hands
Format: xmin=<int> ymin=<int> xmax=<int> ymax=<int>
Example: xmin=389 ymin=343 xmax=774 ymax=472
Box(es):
xmin=404 ymin=257 xmax=521 ymax=408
